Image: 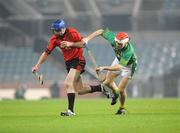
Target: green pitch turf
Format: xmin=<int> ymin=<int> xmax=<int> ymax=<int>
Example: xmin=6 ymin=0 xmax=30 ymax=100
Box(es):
xmin=0 ymin=98 xmax=180 ymax=133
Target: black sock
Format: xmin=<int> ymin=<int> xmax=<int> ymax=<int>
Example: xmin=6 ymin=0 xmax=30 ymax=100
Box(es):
xmin=90 ymin=85 xmax=102 ymax=93
xmin=67 ymin=93 xmax=75 ymax=112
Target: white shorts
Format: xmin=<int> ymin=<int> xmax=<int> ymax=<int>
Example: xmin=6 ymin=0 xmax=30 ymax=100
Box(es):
xmin=111 ymin=58 xmax=132 ymax=78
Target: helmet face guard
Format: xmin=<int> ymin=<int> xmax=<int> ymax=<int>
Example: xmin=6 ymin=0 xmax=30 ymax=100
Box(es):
xmin=51 ymin=19 xmax=66 ymax=35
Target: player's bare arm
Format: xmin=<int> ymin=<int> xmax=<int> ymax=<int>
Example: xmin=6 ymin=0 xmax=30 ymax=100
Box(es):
xmin=61 ymin=29 xmax=105 ymax=48
xmin=32 ymin=52 xmax=48 ymax=73
xmin=96 ymin=64 xmax=123 ymax=72
xmin=83 ymin=29 xmax=104 ymax=42
xmin=60 ymin=40 xmax=85 ymax=48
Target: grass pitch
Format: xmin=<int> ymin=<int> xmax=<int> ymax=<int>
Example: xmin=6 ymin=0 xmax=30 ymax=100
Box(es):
xmin=0 ymin=98 xmax=180 ymax=133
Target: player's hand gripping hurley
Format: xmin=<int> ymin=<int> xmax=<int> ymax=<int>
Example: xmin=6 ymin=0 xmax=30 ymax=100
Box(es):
xmin=33 ymin=72 xmax=44 ymax=85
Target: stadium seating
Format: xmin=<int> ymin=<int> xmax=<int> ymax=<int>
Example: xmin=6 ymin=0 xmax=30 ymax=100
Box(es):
xmin=0 ymin=40 xmax=180 ymax=85
xmin=164 ymin=0 xmax=180 ymax=9
xmin=0 ymin=46 xmax=66 ymax=84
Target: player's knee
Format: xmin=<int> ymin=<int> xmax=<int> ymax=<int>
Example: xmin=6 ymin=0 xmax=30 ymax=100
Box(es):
xmin=103 ymin=79 xmax=111 ymax=86
xmin=65 ymin=83 xmax=75 ymax=93
xmin=64 ymin=81 xmax=73 ymax=89
xmin=119 ymin=88 xmax=126 ymax=95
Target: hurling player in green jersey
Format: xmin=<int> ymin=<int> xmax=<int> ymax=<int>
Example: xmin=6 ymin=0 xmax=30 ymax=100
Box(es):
xmin=82 ymin=29 xmax=138 ymax=115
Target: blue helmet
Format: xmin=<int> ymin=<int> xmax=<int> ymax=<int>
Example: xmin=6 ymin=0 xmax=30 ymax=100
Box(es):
xmin=51 ymin=19 xmax=66 ymax=31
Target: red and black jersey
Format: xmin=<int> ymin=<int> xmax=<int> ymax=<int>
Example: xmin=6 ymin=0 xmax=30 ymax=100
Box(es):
xmin=45 ymin=28 xmax=84 ymax=61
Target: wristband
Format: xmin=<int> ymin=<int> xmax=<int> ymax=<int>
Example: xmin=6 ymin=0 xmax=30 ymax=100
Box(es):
xmin=82 ymin=38 xmax=88 ymax=44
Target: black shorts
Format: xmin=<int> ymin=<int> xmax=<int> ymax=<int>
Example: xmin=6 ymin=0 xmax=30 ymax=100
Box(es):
xmin=65 ymin=57 xmax=86 ymax=74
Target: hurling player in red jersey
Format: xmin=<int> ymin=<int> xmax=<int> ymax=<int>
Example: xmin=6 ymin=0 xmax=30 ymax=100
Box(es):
xmin=32 ymin=19 xmax=107 ymax=116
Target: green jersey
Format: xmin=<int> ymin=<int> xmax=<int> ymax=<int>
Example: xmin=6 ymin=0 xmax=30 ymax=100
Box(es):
xmin=101 ymin=29 xmax=138 ymax=76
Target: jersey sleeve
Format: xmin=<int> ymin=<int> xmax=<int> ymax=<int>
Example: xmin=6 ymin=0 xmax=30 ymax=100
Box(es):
xmin=101 ymin=28 xmax=116 ymax=45
xmin=45 ymin=37 xmax=56 ymax=54
xmin=119 ymin=51 xmax=132 ymax=66
xmin=66 ymin=31 xmax=82 ymax=42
